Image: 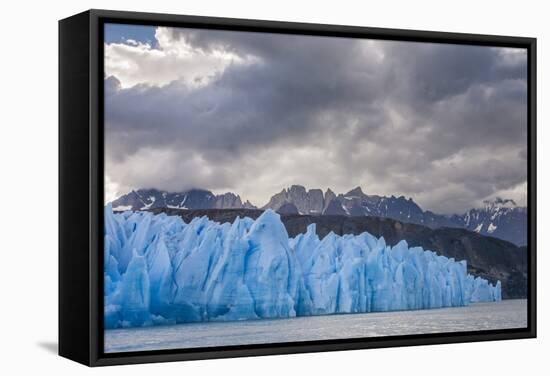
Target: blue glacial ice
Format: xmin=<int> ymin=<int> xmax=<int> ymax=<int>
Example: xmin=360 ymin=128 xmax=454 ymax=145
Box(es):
xmin=104 ymin=205 xmax=501 ymax=328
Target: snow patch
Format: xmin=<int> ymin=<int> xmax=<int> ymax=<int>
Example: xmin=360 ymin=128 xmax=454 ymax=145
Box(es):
xmin=342 ymin=204 xmax=350 ymax=215
xmin=112 ymin=205 xmax=132 ymax=212
xmin=167 ymin=205 xmax=188 ymax=210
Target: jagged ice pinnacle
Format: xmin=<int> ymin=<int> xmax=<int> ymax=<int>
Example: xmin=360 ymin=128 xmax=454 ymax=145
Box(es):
xmin=104 ymin=205 xmax=501 ymax=328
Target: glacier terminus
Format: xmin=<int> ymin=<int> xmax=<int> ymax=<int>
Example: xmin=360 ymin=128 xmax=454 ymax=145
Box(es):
xmin=104 ymin=205 xmax=501 ymax=329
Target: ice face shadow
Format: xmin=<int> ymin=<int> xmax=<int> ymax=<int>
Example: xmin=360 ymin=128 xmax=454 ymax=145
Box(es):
xmin=37 ymin=341 xmax=58 ymax=354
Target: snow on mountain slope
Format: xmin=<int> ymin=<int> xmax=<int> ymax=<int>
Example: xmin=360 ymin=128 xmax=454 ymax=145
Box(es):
xmin=112 ymin=186 xmax=527 ymax=245
xmin=261 ymin=186 xmax=527 ymax=246
xmin=111 ymin=188 xmax=256 ymax=212
xmin=104 ymin=205 xmax=501 ymax=329
xmin=450 ymin=198 xmax=527 ymax=246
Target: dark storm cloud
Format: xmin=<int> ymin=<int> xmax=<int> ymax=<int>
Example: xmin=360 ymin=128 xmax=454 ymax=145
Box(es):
xmin=105 ymin=32 xmax=384 ymax=156
xmin=104 ymin=27 xmax=527 ymax=213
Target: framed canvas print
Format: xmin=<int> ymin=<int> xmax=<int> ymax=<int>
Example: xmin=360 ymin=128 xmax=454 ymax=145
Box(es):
xmin=59 ymin=9 xmax=537 ymax=366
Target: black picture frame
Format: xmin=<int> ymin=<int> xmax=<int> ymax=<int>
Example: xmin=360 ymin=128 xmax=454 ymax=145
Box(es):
xmin=59 ymin=9 xmax=537 ymax=367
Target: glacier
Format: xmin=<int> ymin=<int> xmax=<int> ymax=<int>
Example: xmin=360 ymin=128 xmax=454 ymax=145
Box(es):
xmin=104 ymin=205 xmax=501 ymax=329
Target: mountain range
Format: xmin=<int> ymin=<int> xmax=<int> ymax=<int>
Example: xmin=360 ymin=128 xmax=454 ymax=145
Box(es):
xmin=110 ymin=185 xmax=527 ymax=246
xmin=110 ymin=188 xmax=256 ymax=212
xmin=145 ymin=207 xmax=527 ymax=299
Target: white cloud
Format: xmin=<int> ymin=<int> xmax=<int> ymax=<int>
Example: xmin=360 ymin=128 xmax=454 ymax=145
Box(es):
xmin=104 ymin=27 xmax=528 ymax=214
xmin=495 ymin=47 xmax=528 ymax=68
xmin=104 ymin=27 xmax=253 ymax=89
xmin=104 ymin=175 xmax=122 ymax=204
xmin=485 ymin=181 xmax=528 ymax=207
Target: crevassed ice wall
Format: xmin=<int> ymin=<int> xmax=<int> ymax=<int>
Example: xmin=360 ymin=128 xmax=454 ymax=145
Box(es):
xmin=104 ymin=205 xmax=501 ymax=329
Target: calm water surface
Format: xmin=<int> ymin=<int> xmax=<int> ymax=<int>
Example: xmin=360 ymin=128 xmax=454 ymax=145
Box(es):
xmin=104 ymin=299 xmax=527 ymax=353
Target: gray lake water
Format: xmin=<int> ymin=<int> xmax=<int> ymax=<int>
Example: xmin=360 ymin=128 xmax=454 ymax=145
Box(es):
xmin=104 ymin=299 xmax=527 ymax=353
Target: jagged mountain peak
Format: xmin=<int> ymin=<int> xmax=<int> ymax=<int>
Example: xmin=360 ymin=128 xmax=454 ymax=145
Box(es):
xmin=345 ymin=186 xmax=366 ymax=197
xmin=454 ymin=197 xmax=526 ymax=245
xmin=263 ymin=186 xmax=526 ymax=245
xmin=482 ymin=197 xmax=518 ymax=210
xmin=263 ymin=184 xmax=325 ymax=214
xmin=288 ymin=184 xmax=307 ymax=193
xmin=111 ymin=188 xmax=256 ymax=211
xmin=243 ymin=200 xmax=256 ymax=209
xmin=113 ymin=185 xmax=527 ymax=246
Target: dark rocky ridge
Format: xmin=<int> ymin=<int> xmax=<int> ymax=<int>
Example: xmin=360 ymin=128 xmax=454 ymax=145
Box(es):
xmin=143 ymin=207 xmax=528 ymax=299
xmin=111 ymin=186 xmax=527 ymax=245
xmin=111 ymin=188 xmax=256 ymax=211
xmin=262 ymin=186 xmax=528 ymax=246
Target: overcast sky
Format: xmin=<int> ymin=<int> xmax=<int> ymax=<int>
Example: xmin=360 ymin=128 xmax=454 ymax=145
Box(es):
xmin=104 ymin=24 xmax=528 ymax=214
